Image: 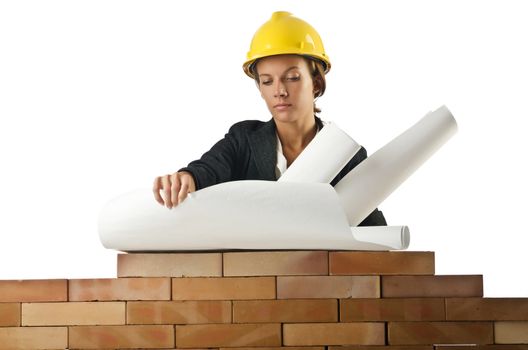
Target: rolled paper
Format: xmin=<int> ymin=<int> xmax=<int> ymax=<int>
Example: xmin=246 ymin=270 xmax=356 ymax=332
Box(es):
xmin=352 ymin=225 xmax=410 ymax=250
xmin=278 ymin=122 xmax=361 ymax=183
xmin=335 ymin=105 xmax=458 ymax=226
xmin=98 ymin=181 xmax=409 ymax=251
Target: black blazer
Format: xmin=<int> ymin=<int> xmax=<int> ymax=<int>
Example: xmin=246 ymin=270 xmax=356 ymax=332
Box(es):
xmin=180 ymin=117 xmax=387 ymax=226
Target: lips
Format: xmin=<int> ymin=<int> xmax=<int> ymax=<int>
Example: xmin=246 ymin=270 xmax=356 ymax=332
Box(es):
xmin=274 ymin=103 xmax=291 ymax=110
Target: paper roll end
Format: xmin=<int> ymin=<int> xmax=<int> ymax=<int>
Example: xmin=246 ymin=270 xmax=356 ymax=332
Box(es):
xmin=401 ymin=226 xmax=411 ymax=249
xmin=435 ymin=105 xmax=458 ymax=134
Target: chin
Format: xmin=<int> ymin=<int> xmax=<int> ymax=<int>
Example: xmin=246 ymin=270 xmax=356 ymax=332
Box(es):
xmin=271 ymin=108 xmax=297 ymax=120
xmin=272 ymin=114 xmax=298 ymax=124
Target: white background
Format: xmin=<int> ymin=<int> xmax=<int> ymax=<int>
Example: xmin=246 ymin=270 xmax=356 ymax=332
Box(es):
xmin=1 ymin=0 xmax=527 ymax=296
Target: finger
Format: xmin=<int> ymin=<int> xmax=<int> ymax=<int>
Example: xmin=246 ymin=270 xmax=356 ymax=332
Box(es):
xmin=188 ymin=175 xmax=196 ymax=192
xmin=161 ymin=175 xmax=173 ymax=208
xmin=170 ymin=173 xmax=181 ymax=208
xmin=178 ymin=182 xmax=189 ymax=204
xmin=152 ymin=177 xmax=165 ymax=205
xmin=180 ymin=171 xmax=196 ymax=192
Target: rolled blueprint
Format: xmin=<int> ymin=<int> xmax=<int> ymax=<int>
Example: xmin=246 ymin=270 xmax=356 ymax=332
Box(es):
xmin=98 ymin=181 xmax=409 ymax=251
xmin=278 ymin=122 xmax=361 ymax=183
xmin=335 ymin=105 xmax=458 ymax=226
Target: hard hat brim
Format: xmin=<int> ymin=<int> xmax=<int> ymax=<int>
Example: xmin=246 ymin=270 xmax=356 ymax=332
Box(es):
xmin=243 ymin=53 xmax=331 ymax=79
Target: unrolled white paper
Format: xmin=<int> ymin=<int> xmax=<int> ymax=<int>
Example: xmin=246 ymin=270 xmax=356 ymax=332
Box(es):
xmin=334 ymin=105 xmax=458 ymax=226
xmin=278 ymin=122 xmax=361 ymax=183
xmin=98 ymin=181 xmax=409 ymax=251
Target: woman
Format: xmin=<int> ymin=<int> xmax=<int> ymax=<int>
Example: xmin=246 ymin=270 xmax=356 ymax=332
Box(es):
xmin=152 ymin=11 xmax=386 ymax=226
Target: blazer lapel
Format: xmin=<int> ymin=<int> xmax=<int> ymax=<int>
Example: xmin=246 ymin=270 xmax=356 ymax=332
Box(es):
xmin=247 ymin=118 xmax=278 ymax=181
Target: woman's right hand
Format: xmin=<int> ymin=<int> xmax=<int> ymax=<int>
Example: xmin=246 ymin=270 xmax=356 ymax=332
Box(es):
xmin=153 ymin=171 xmax=196 ymax=209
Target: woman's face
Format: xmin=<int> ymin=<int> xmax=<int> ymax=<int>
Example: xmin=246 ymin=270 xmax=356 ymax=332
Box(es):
xmin=255 ymin=54 xmax=316 ymax=125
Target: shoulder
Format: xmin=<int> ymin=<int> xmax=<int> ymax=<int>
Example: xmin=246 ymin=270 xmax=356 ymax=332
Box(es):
xmin=225 ymin=119 xmax=276 ymax=141
xmin=228 ymin=119 xmax=272 ymax=132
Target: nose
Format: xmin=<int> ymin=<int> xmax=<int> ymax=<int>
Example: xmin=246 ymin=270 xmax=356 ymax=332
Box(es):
xmin=274 ymin=81 xmax=288 ymax=98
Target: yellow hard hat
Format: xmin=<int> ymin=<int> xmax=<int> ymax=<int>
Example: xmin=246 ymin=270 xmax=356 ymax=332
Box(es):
xmin=243 ymin=11 xmax=331 ymax=79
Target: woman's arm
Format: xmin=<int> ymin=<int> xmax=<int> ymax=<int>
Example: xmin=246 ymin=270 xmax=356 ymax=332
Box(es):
xmin=178 ymin=126 xmax=240 ymax=190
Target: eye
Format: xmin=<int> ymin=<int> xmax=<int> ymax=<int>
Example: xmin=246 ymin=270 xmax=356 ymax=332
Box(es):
xmin=261 ymin=80 xmax=272 ymax=86
xmin=286 ymin=76 xmax=300 ymax=81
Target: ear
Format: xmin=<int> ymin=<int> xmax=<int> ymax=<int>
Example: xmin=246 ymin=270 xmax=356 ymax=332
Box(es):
xmin=313 ymin=76 xmax=323 ymax=96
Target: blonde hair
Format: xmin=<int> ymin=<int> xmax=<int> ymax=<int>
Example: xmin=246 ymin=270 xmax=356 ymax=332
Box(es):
xmin=252 ymin=56 xmax=327 ymax=114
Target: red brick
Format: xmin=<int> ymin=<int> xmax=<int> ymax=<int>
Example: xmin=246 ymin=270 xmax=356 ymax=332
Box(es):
xmin=446 ymin=297 xmax=528 ymax=320
xmin=176 ymin=323 xmax=281 ymax=347
xmin=388 ymin=321 xmax=493 ymax=345
xmin=233 ymin=299 xmax=337 ymax=323
xmin=221 ymin=348 xmax=324 ymax=350
xmin=22 ymin=301 xmax=125 ymax=326
xmin=283 ymin=322 xmax=385 ymax=345
xmin=223 ymin=251 xmax=328 ymax=276
xmin=330 ymin=347 xmax=433 ymax=350
xmin=172 ymin=277 xmax=275 ymax=300
xmin=127 ymin=300 xmax=231 ymax=324
xmin=495 ymin=321 xmax=528 ymax=344
xmin=0 ymin=303 xmax=20 ymax=326
xmin=277 ymin=276 xmax=379 ymax=299
xmin=117 ymin=253 xmax=222 ymax=277
xmin=0 ymin=279 xmax=67 ymax=302
xmin=341 ymin=298 xmax=445 ymax=321
xmin=0 ymin=327 xmax=67 ymax=349
xmin=382 ymin=275 xmax=483 ymax=298
xmin=435 ymin=346 xmax=528 ymax=349
xmin=69 ymin=278 xmax=170 ymax=301
xmin=330 ymin=251 xmax=434 ymax=275
xmin=69 ymin=325 xmax=174 ymax=348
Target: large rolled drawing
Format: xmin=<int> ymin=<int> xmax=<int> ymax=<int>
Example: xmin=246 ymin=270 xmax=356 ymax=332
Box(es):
xmin=98 ymin=105 xmax=456 ymax=251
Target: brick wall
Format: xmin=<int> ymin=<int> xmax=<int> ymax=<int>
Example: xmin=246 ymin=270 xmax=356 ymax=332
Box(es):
xmin=1 ymin=251 xmax=528 ymax=349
